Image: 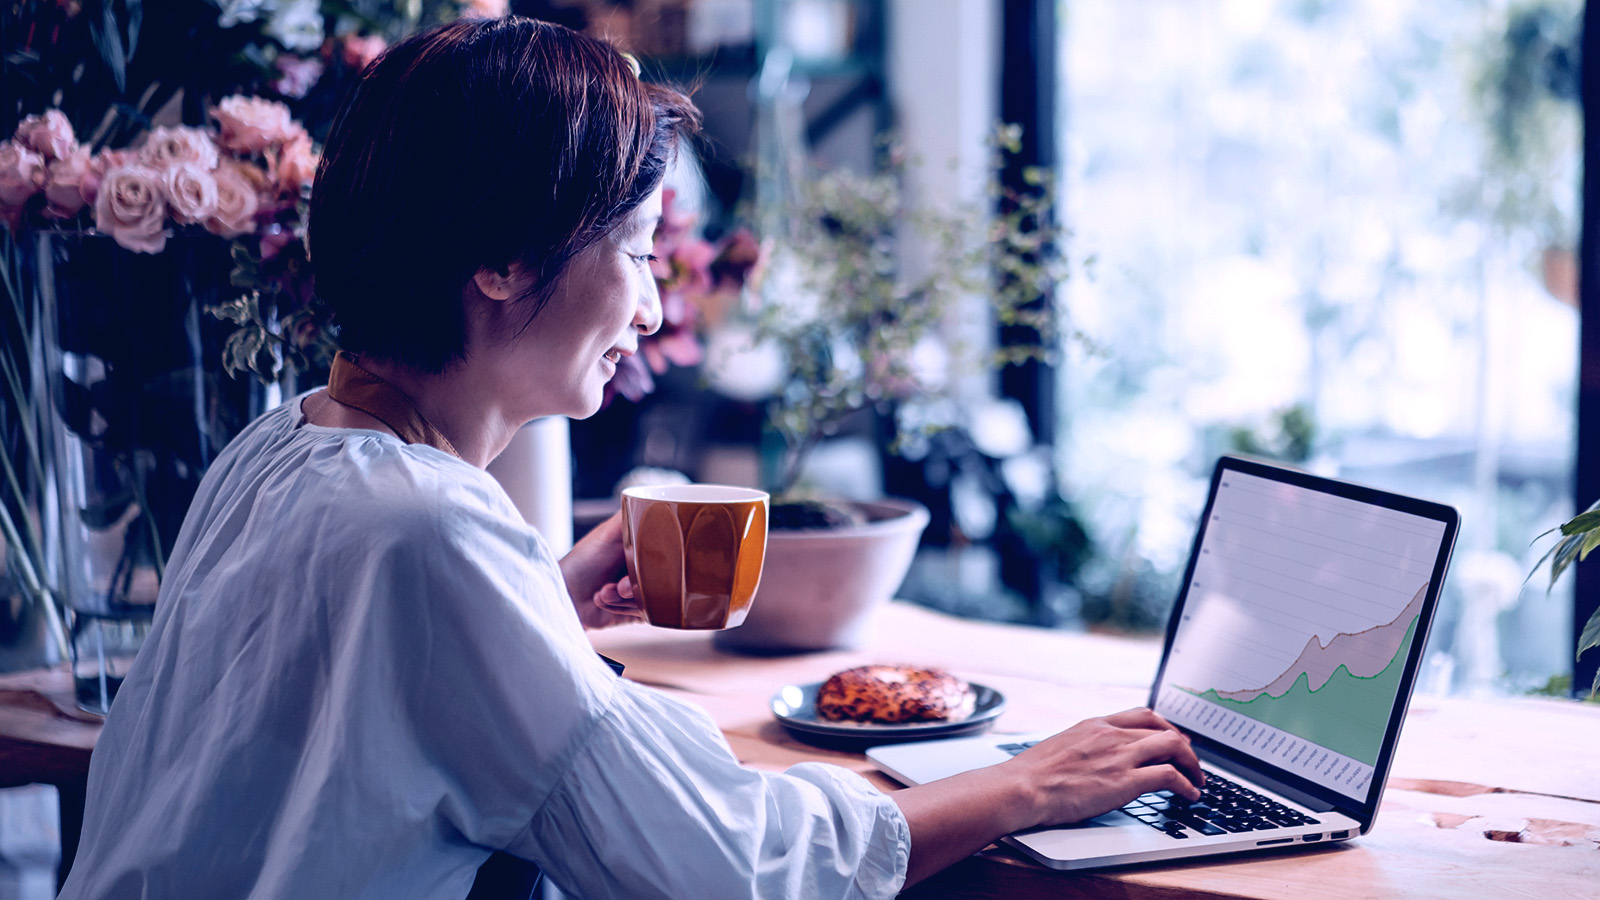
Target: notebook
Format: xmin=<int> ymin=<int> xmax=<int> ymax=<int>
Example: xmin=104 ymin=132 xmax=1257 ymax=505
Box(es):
xmin=868 ymin=455 xmax=1459 ymax=870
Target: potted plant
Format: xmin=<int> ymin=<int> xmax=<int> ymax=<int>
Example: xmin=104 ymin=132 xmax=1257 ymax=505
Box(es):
xmin=1464 ymin=0 xmax=1581 ymax=304
xmin=712 ymin=127 xmax=1075 ymax=652
xmin=1534 ymin=507 xmax=1600 ymax=697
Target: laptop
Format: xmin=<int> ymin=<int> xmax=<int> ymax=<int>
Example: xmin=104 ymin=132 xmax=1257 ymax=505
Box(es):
xmin=868 ymin=455 xmax=1459 ymax=870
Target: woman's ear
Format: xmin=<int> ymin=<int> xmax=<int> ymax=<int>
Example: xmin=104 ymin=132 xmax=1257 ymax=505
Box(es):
xmin=472 ymin=266 xmax=516 ymax=301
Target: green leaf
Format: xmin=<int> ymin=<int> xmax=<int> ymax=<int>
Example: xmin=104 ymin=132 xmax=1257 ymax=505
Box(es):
xmin=1530 ymin=531 xmax=1577 ymax=589
xmin=88 ymin=1 xmax=128 ymax=93
xmin=1580 ymin=607 xmax=1600 ymax=662
xmin=1560 ymin=508 xmax=1600 ymax=536
xmin=1548 ymin=534 xmax=1585 ymax=586
xmin=125 ymin=0 xmax=143 ymax=62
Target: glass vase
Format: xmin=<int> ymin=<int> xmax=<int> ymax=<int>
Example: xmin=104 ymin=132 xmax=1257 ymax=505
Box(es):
xmin=19 ymin=229 xmax=270 ymax=709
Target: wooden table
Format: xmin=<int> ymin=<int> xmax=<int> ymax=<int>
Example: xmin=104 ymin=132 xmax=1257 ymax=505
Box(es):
xmin=0 ymin=665 xmax=99 ymax=886
xmin=589 ymin=602 xmax=1600 ymax=900
xmin=4 ymin=601 xmax=1598 ymax=898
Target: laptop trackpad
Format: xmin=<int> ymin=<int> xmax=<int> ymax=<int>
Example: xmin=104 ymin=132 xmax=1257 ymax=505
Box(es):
xmin=1009 ymin=807 xmax=1182 ymax=866
xmin=1020 ymin=809 xmax=1142 ymax=835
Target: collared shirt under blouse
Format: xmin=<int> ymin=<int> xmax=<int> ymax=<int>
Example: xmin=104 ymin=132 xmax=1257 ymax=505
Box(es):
xmin=58 ymin=397 xmax=910 ymax=900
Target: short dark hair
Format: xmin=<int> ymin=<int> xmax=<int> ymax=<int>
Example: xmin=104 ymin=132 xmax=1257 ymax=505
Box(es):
xmin=309 ymin=17 xmax=700 ymax=372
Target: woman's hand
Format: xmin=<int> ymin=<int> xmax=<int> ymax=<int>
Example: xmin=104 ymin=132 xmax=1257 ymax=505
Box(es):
xmin=1002 ymin=707 xmax=1204 ymax=825
xmin=558 ymin=512 xmax=644 ymax=630
xmin=586 ymin=575 xmax=643 ymax=629
xmin=891 ymin=707 xmax=1202 ymax=888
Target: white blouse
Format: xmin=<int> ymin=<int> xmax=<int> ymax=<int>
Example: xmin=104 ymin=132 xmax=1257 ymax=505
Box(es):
xmin=59 ymin=399 xmax=909 ymax=900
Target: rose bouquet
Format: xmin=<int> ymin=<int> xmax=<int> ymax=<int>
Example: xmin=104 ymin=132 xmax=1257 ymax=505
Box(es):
xmin=0 ymin=98 xmax=330 ymax=630
xmin=0 ymin=100 xmax=332 ymax=385
xmin=1 ymin=101 xmax=310 ymax=248
xmin=0 ymin=1 xmax=528 ymax=381
xmin=0 ymin=3 xmax=713 ymax=661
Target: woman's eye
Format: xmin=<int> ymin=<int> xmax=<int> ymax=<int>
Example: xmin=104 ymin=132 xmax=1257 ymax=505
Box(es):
xmin=634 ymin=253 xmax=659 ymax=265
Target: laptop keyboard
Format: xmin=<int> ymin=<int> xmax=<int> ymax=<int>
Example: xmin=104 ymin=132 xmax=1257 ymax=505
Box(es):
xmin=998 ymin=742 xmax=1321 ymax=839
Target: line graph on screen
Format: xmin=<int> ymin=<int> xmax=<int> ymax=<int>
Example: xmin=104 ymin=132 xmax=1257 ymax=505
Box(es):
xmin=1172 ymin=584 xmax=1424 ymax=766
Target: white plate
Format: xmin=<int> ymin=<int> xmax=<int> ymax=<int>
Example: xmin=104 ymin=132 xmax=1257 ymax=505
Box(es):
xmin=770 ymin=681 xmax=1006 ymax=750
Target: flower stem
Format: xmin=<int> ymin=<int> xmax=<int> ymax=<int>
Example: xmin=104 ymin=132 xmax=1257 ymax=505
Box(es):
xmin=0 ymin=502 xmax=70 ymax=662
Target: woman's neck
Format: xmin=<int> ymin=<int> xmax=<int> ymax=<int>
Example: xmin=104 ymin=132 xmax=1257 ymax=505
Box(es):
xmin=317 ymin=353 xmax=521 ymax=468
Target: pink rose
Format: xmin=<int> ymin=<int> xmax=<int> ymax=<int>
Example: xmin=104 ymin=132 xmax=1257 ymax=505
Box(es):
xmin=206 ymin=164 xmax=261 ymax=239
xmin=272 ymin=55 xmax=325 ymax=99
xmin=137 ymin=126 xmax=220 ymax=171
xmin=222 ymin=158 xmax=279 ymax=214
xmin=270 ymin=132 xmax=317 ymax=196
xmin=80 ymin=149 xmax=134 ymax=209
xmin=94 ymin=164 xmax=169 ymax=254
xmin=163 ymin=162 xmax=219 ymax=225
xmin=340 ymin=34 xmax=387 ymax=71
xmin=211 ymin=96 xmax=297 ymax=155
xmin=15 ymin=110 xmax=77 ymax=162
xmin=42 ymin=148 xmax=93 ymax=219
xmin=464 ymin=0 xmax=508 ymax=17
xmin=0 ymin=141 xmax=46 ymax=229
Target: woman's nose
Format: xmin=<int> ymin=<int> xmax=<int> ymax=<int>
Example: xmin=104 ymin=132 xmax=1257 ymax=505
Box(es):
xmin=635 ymin=276 xmax=662 ymax=335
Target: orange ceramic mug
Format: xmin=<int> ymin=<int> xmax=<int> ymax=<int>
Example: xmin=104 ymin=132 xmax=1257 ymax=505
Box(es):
xmin=621 ymin=484 xmax=770 ymax=630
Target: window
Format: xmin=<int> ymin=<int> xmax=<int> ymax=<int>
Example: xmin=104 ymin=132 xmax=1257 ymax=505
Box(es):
xmin=1057 ymin=0 xmax=1582 ymax=695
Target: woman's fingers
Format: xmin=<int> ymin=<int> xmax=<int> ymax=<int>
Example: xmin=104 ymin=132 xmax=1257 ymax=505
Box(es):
xmin=593 ymin=583 xmax=643 ymax=617
xmin=1129 ymin=728 xmax=1205 ymax=794
xmin=1093 ymin=708 xmax=1204 ymax=790
xmin=1009 ymin=708 xmax=1205 ymax=825
xmin=560 ymin=512 xmax=630 ymax=613
xmin=576 ymin=581 xmax=645 ymax=630
xmin=1103 ymin=706 xmax=1181 ymax=733
xmin=1129 ymin=763 xmax=1203 ymax=802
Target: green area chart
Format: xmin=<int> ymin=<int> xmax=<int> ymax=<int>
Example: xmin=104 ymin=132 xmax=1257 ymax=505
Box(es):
xmin=1176 ymin=617 xmax=1417 ymax=766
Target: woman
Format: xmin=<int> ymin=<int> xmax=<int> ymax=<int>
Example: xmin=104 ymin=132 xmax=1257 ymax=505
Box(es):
xmin=59 ymin=17 xmax=1201 ymax=900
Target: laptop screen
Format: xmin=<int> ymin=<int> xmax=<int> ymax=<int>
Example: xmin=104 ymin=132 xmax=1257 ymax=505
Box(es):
xmin=1150 ymin=461 xmax=1455 ymax=806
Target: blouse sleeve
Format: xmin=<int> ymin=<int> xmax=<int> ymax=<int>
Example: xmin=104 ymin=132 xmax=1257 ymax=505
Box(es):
xmin=517 ymin=680 xmax=910 ymax=900
xmin=384 ymin=477 xmax=909 ymax=899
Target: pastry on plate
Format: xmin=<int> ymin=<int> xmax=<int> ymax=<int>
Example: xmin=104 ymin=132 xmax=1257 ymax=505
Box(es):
xmin=815 ymin=664 xmax=977 ymax=724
